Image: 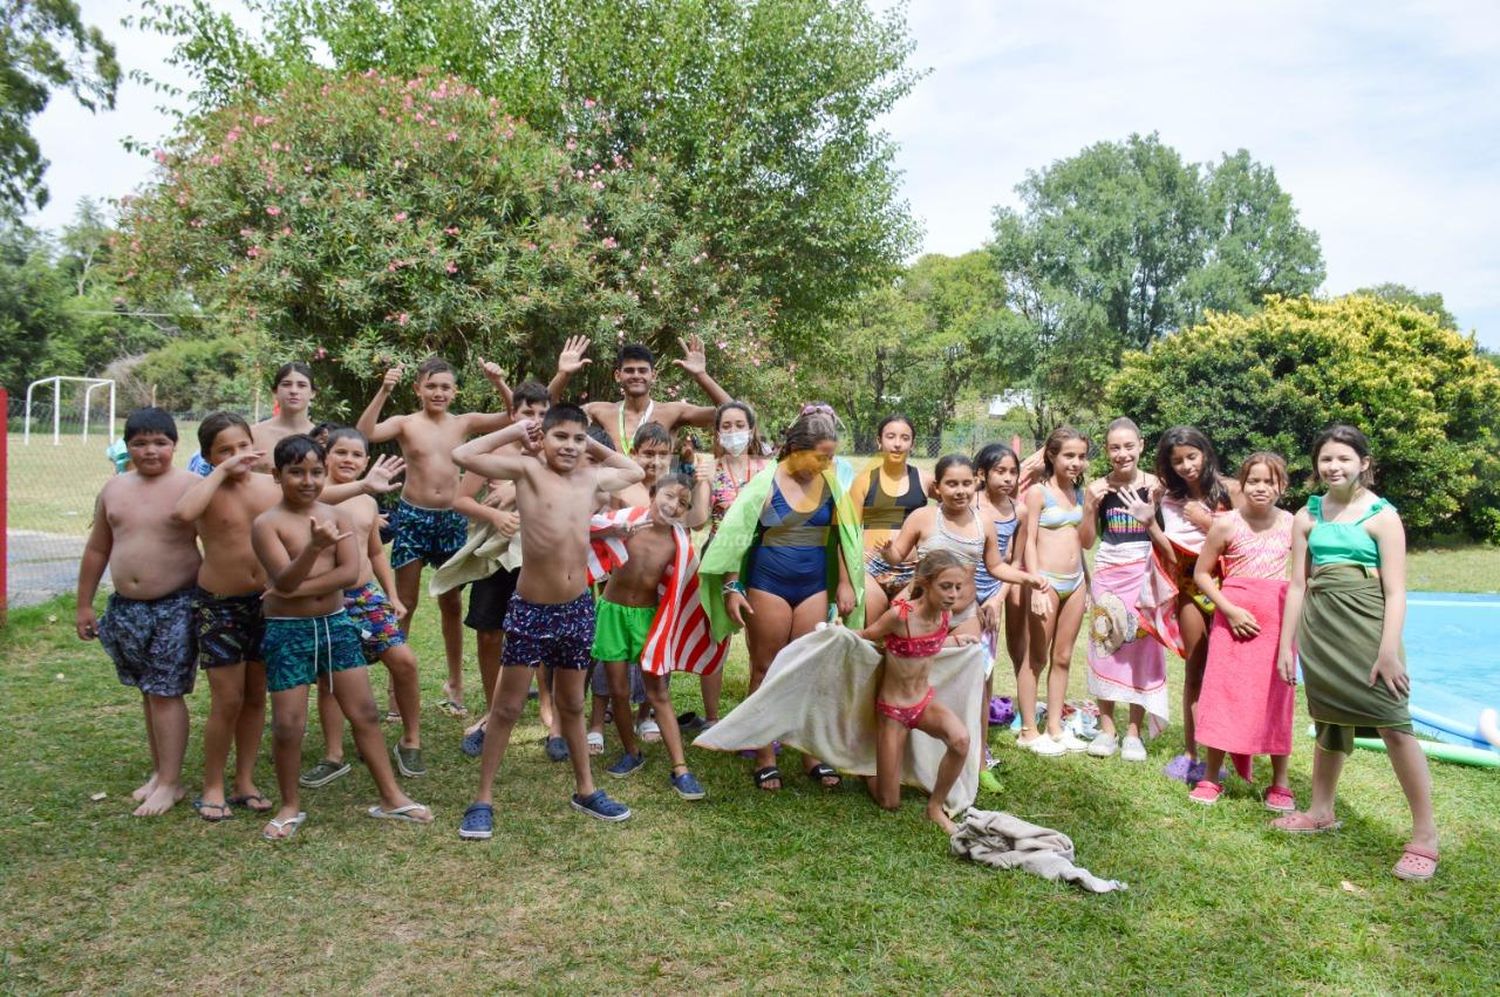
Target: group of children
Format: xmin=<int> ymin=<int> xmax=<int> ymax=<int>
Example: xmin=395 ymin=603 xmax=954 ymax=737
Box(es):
xmin=77 ymin=347 xmax=1439 ymax=879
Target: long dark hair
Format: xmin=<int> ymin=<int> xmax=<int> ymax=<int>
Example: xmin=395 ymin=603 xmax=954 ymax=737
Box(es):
xmin=777 ymin=406 xmax=840 ymax=461
xmin=1154 ymin=425 xmax=1228 ymax=507
xmin=1311 ymin=424 xmax=1376 ymax=488
xmin=1042 ymin=425 xmax=1089 ymax=483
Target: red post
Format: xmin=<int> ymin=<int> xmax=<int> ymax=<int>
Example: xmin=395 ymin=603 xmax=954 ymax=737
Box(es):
xmin=1 ymin=386 xmax=8 ymax=627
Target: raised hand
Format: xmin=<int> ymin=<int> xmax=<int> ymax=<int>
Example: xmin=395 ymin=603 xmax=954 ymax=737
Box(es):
xmin=380 ymin=366 xmax=404 ymax=393
xmin=364 ymin=455 xmax=406 ymax=494
xmin=309 ymin=516 xmax=351 ymax=550
xmin=673 ymin=334 xmax=708 ymax=376
xmin=557 ymin=335 xmax=593 ymax=376
xmin=478 ymin=358 xmax=509 ymax=388
xmin=519 ymin=418 xmax=544 ymax=453
xmin=693 ymin=453 xmax=715 ymax=485
xmin=225 ymin=450 xmax=265 ymax=476
xmin=1123 ymin=485 xmax=1158 ymax=526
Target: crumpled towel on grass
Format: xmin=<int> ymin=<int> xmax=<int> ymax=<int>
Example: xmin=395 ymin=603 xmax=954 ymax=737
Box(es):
xmin=949 ymin=808 xmax=1128 ymax=894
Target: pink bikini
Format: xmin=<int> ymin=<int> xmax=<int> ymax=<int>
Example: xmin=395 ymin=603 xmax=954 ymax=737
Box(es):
xmin=875 ymin=600 xmax=951 ymax=729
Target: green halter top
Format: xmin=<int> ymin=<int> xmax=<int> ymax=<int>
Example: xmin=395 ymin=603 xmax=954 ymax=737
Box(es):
xmin=1307 ymin=494 xmax=1392 ymax=568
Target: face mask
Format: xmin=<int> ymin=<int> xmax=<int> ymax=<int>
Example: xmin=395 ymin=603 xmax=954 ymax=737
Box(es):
xmin=719 ymin=430 xmax=752 ymax=456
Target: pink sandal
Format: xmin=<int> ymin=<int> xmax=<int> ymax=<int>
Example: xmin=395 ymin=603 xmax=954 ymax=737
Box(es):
xmin=1392 ymin=844 xmax=1438 ymax=882
xmin=1262 ymin=785 xmax=1296 ymax=812
xmin=1270 ymin=811 xmax=1342 ymax=833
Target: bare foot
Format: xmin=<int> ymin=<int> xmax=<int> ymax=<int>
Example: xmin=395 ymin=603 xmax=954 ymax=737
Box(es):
xmin=927 ymin=805 xmax=957 ymax=835
xmin=133 ymin=783 xmax=185 ymax=817
xmin=131 ymin=773 xmax=159 ymax=802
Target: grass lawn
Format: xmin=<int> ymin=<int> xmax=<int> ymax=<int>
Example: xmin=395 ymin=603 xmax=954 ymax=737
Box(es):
xmin=3 ymin=542 xmax=1498 ymax=993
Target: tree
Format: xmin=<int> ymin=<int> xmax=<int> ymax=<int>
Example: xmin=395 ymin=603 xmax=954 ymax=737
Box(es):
xmin=0 ymin=0 xmax=120 ymax=213
xmin=1352 ymin=282 xmax=1459 ymax=331
xmin=0 ymin=223 xmax=67 ymax=392
xmin=131 ymin=0 xmax=920 ymax=341
xmin=1106 ymin=294 xmax=1500 ymax=543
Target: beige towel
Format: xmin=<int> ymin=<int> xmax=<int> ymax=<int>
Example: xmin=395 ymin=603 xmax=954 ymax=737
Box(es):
xmin=949 ymin=808 xmax=1127 ymax=893
xmin=693 ymin=625 xmax=987 ymax=812
xmin=429 ymin=524 xmax=521 ymax=597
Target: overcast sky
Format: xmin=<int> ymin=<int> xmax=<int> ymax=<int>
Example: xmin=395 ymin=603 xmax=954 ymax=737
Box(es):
xmin=28 ymin=0 xmax=1500 ymax=346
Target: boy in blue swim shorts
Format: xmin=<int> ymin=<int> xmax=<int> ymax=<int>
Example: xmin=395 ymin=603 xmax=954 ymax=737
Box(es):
xmin=251 ymin=434 xmax=432 ymax=841
xmin=451 ymin=405 xmax=645 ymax=838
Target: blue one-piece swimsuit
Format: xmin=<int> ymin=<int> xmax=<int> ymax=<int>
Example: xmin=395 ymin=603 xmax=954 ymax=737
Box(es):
xmin=747 ymin=481 xmax=834 ymax=606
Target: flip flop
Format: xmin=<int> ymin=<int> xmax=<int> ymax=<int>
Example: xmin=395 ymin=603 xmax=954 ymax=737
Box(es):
xmin=1270 ymin=811 xmax=1342 ymax=833
xmin=439 ymin=698 xmax=468 ymax=718
xmin=192 ymin=798 xmax=235 ymax=823
xmin=262 ymin=811 xmax=307 ymax=841
xmin=753 ymin=766 xmax=782 ymax=791
xmin=1392 ymin=843 xmax=1438 ymax=882
xmin=227 ymin=793 xmax=273 ymax=813
xmin=368 ymin=803 xmax=434 ymax=824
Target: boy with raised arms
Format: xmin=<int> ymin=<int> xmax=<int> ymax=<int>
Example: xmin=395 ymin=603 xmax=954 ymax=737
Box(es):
xmin=170 ymin=412 xmax=281 ymax=820
xmin=547 ymin=335 xmax=732 ymax=453
xmin=76 ymin=408 xmax=202 ymax=817
xmin=452 ymin=405 xmax=645 ymax=838
xmin=251 ymin=435 xmax=431 ymax=840
xmin=356 ymin=356 xmax=512 ymax=716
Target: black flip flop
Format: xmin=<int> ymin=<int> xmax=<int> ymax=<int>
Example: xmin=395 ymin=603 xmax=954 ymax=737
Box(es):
xmin=753 ymin=766 xmax=782 ymax=791
xmin=806 ymin=763 xmax=842 ymax=789
xmin=192 ymin=798 xmax=235 ymax=822
xmin=227 ymin=793 xmax=273 ymax=813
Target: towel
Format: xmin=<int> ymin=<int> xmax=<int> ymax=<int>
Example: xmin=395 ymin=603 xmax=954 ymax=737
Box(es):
xmin=694 ymin=625 xmax=987 ymax=812
xmin=430 ymin=522 xmax=522 ymax=596
xmin=949 ymin=808 xmax=1128 ymax=893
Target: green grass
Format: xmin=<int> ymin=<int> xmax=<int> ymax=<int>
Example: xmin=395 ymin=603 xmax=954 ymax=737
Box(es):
xmin=3 ymin=553 xmax=1499 ymax=992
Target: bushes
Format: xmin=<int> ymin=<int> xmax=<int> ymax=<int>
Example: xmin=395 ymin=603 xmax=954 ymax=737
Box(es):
xmin=1107 ymin=294 xmax=1500 ymax=542
xmin=133 ymin=336 xmax=251 ymax=414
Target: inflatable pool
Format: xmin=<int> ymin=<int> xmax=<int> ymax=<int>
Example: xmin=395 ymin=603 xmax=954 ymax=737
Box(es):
xmin=1404 ymin=593 xmax=1500 ymax=754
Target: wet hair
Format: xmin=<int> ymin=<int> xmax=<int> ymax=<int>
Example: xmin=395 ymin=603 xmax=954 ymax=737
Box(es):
xmin=197 ymin=411 xmax=251 ymax=456
xmin=326 ymin=426 xmax=368 ymax=452
xmin=124 ymin=407 xmax=178 ymax=443
xmin=975 ymin=442 xmax=1020 ymax=480
xmin=1042 ymin=425 xmax=1089 ymax=481
xmin=1237 ymin=451 xmax=1288 ymax=491
xmin=651 ymin=472 xmax=694 ymax=501
xmin=934 ymin=453 xmax=975 ymax=482
xmin=585 ymin=422 xmax=615 ymax=451
xmin=274 ymin=433 xmax=325 ymax=470
xmin=777 ymin=406 xmax=840 ymax=461
xmin=272 ymin=361 xmax=315 ymax=392
xmin=615 ymin=344 xmax=655 ymax=369
xmin=1154 ymin=425 xmax=1228 ymax=507
xmin=1105 ymin=416 xmax=1143 ymax=442
xmin=713 ymin=400 xmax=766 ymax=458
xmin=415 ymin=356 xmax=456 ymax=384
xmin=876 ymin=413 xmax=915 ymax=440
xmin=511 ymin=380 xmax=550 ymax=413
xmin=632 ymin=421 xmax=673 ymax=452
xmin=910 ymin=549 xmax=968 ymax=601
xmin=542 ymin=403 xmax=589 ymax=431
xmin=309 ymin=420 xmax=340 ymax=445
xmin=1311 ymin=424 xmax=1376 ymax=487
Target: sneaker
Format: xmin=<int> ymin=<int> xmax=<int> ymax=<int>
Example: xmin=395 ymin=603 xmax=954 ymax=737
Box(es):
xmin=1087 ymin=732 xmax=1119 ymax=758
xmin=670 ymin=770 xmax=706 ymax=800
xmin=1162 ymin=753 xmax=1194 ymax=781
xmin=393 ymin=743 xmax=426 ymax=778
xmin=460 ymin=726 xmax=485 ymax=758
xmin=607 ymin=752 xmax=646 ymax=778
xmin=299 ymin=758 xmax=351 ymax=788
xmin=458 ymin=802 xmax=494 ymax=840
xmin=571 ymin=789 xmax=632 ymax=822
xmin=1024 ymin=733 xmax=1065 ymax=756
xmin=544 ymin=736 xmax=570 ymax=763
xmin=1188 ymin=780 xmax=1223 ymax=805
xmin=1263 ymin=785 xmax=1297 ymax=812
xmin=1055 ymin=729 xmax=1090 ymax=753
xmin=978 ymin=769 xmax=1003 ymax=794
xmin=638 ymin=718 xmax=662 ymax=743
xmin=1120 ymin=736 xmax=1148 ymax=762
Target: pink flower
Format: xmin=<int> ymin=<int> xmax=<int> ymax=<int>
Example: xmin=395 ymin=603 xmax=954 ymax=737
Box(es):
xmin=270 ymin=141 xmax=282 ymax=152
xmin=225 ymin=128 xmax=242 ymax=144
xmin=583 ymin=98 xmax=596 ymax=109
xmin=209 ymin=154 xmax=222 ymax=166
xmin=446 ymin=131 xmax=458 ymax=142
xmin=591 ymin=181 xmax=605 ymax=190
xmin=446 ymin=261 xmax=458 ymax=274
xmin=396 ymin=312 xmax=410 ymax=326
xmin=252 ymin=114 xmax=274 ymax=126
xmin=394 ymin=211 xmax=408 ymax=222
xmin=280 ymin=226 xmax=292 ymax=237
xmin=247 ymin=246 xmax=263 ymax=258
xmin=444 ymin=226 xmax=460 ymax=235
xmin=602 ymin=237 xmax=618 ymax=249
xmin=152 ymin=149 xmax=169 ymax=164
xmin=266 ymin=206 xmax=281 ymax=217
xmin=565 ymin=137 xmax=578 ymax=151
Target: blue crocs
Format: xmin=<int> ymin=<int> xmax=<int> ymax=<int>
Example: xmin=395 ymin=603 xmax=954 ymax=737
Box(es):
xmin=606 ymin=752 xmax=645 ymax=779
xmin=670 ymin=769 xmax=706 ymax=801
xmin=571 ymin=790 xmax=631 ymax=822
xmin=461 ymin=726 xmax=486 ymax=758
xmin=458 ymin=802 xmax=493 ymax=840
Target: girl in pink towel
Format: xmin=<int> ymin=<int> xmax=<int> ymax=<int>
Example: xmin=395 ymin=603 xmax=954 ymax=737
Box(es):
xmin=1189 ymin=453 xmax=1296 ymax=809
xmin=860 ymin=550 xmax=981 ymax=834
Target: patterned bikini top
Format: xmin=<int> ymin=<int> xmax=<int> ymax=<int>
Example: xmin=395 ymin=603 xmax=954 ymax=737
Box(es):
xmin=1220 ymin=510 xmax=1293 ymax=580
xmin=884 ymin=599 xmax=952 ymax=658
xmin=1038 ymin=485 xmax=1084 ymax=530
xmin=916 ymin=507 xmax=985 ymax=568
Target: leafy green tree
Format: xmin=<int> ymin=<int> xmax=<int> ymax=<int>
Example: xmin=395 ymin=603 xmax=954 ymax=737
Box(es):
xmin=1351 ymin=282 xmax=1459 ymax=330
xmin=1106 ymin=294 xmax=1500 ymax=543
xmin=0 ymin=0 xmax=120 ymax=213
xmin=0 ymin=223 xmax=68 ymax=392
xmin=131 ymin=0 xmax=920 ymax=340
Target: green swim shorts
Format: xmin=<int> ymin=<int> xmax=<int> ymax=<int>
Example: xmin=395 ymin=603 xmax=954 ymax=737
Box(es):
xmin=262 ymin=611 xmax=367 ymax=693
xmin=590 ymin=599 xmax=657 ymax=664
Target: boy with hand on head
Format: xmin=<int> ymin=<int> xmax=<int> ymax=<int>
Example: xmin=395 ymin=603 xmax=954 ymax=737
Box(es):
xmin=251 ymin=362 xmax=317 ymax=468
xmin=452 ymin=405 xmax=646 ymax=838
xmin=548 ymin=335 xmax=732 ymax=453
xmin=251 ymin=435 xmax=432 ymax=841
xmin=170 ymin=412 xmax=282 ymax=820
xmin=76 ymin=408 xmax=203 ymax=817
xmin=356 ymin=356 xmax=513 ymax=716
xmin=300 ymin=427 xmax=426 ymax=788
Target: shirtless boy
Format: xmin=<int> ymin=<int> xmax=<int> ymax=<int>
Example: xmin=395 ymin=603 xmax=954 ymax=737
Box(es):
xmin=170 ymin=412 xmax=281 ymax=820
xmin=76 ymin=408 xmax=202 ymax=817
xmin=547 ymin=335 xmax=732 ymax=452
xmin=453 ymin=407 xmax=645 ymax=838
xmin=356 ymin=356 xmax=512 ymax=715
xmin=251 ymin=435 xmax=432 ymax=840
xmin=251 ymin=362 xmax=316 ymax=469
xmin=301 ymin=427 xmax=426 ymax=789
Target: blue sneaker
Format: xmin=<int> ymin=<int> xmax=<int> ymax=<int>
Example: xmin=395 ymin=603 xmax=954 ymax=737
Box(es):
xmin=607 ymin=752 xmax=645 ymax=779
xmin=461 ymin=726 xmax=486 ymax=758
xmin=571 ymin=790 xmax=631 ymax=822
xmin=458 ymin=802 xmax=493 ymax=840
xmin=670 ymin=769 xmax=706 ymax=801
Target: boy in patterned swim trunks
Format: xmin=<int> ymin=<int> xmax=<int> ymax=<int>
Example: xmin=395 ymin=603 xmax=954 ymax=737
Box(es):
xmin=300 ymin=426 xmax=426 ymax=786
xmin=171 ymin=412 xmax=282 ymax=820
xmin=76 ymin=408 xmax=203 ymax=817
xmin=356 ymin=356 xmax=513 ymax=716
xmin=452 ymin=406 xmax=645 ymax=837
xmin=250 ymin=435 xmax=432 ymax=841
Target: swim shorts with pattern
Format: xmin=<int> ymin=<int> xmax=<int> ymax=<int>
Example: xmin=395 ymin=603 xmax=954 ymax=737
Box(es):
xmin=262 ymin=610 xmax=366 ymax=693
xmin=390 ymin=498 xmax=469 ymax=569
xmin=193 ymin=588 xmax=265 ymax=668
xmin=343 ymin=581 xmax=405 ymax=662
xmin=98 ymin=587 xmax=198 ymax=697
xmin=502 ymin=591 xmax=595 ymax=671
